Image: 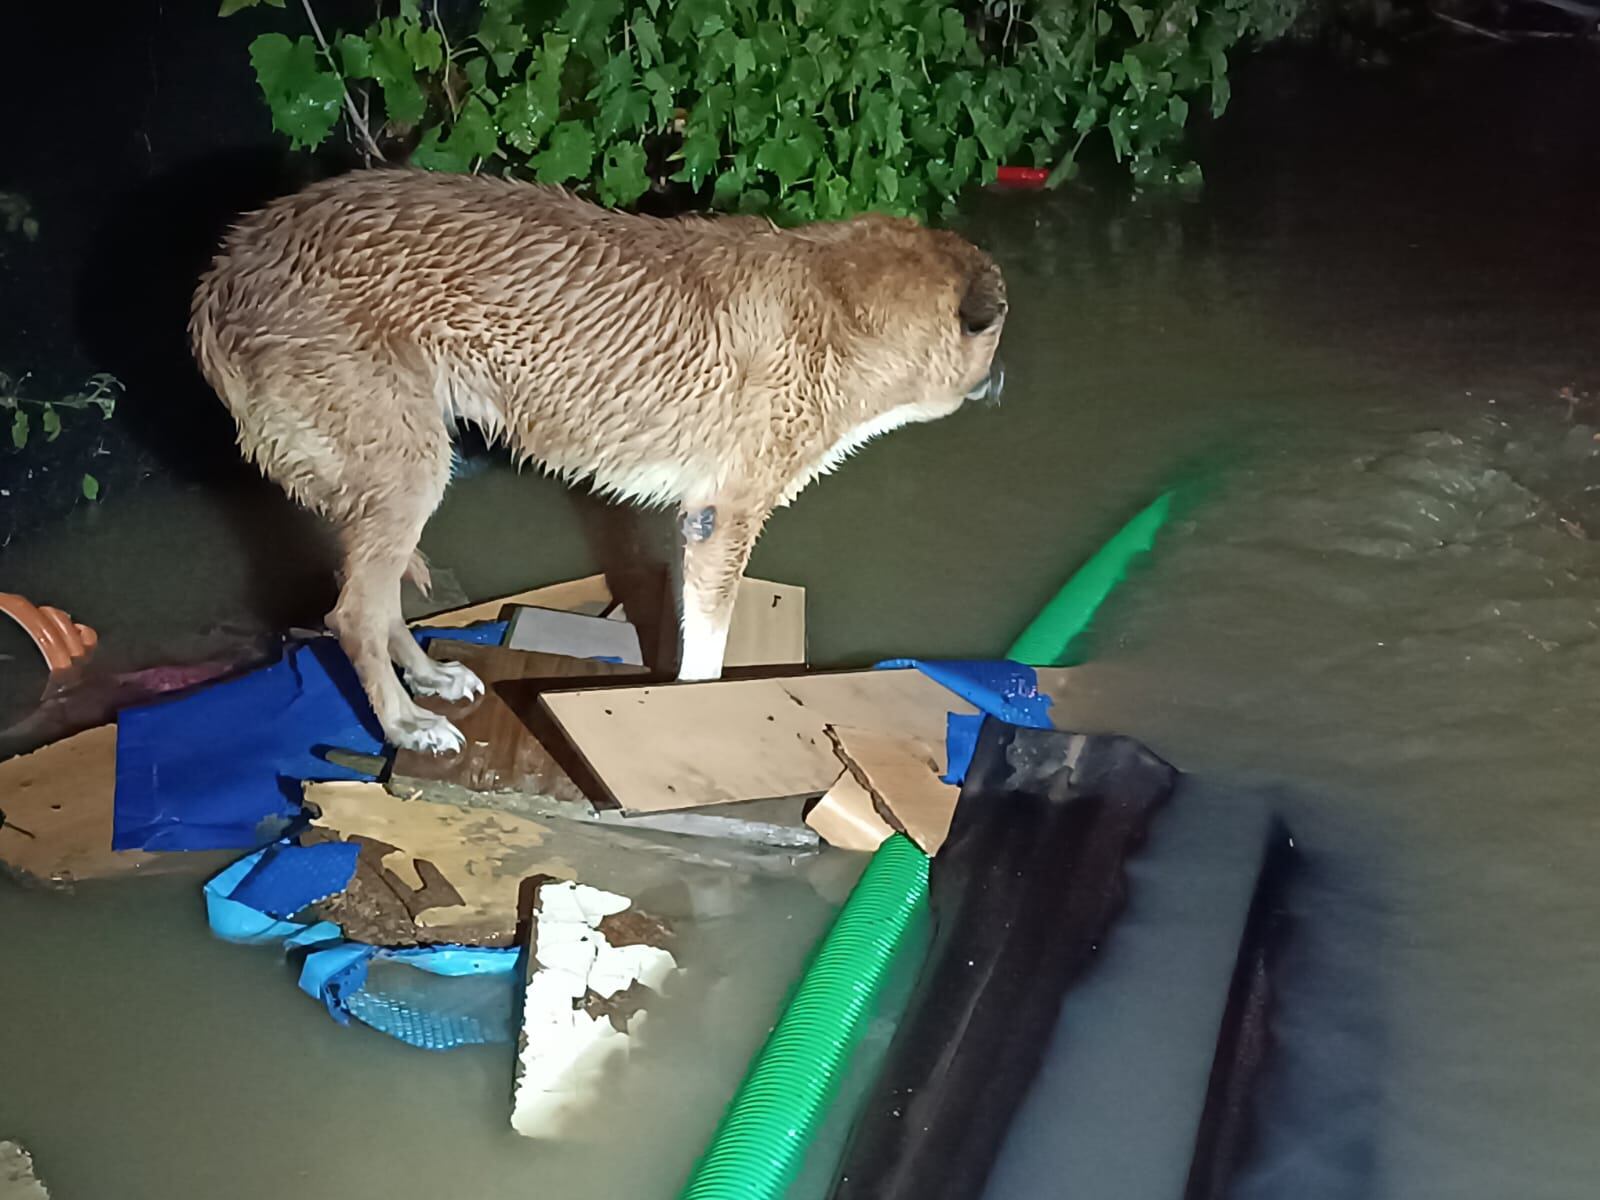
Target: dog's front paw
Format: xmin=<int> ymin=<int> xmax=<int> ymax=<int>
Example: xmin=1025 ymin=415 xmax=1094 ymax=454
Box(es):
xmin=406 ymin=659 xmax=485 ymax=703
xmin=389 ymin=708 xmax=466 ymax=756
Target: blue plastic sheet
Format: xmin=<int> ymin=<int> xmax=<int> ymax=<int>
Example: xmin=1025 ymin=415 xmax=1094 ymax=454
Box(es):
xmin=113 ymin=625 xmax=508 ymax=853
xmin=203 ymin=848 xmax=309 ymax=945
xmin=298 ymin=942 xmax=519 ymax=1050
xmin=229 ymin=841 xmax=360 ymax=919
xmin=875 ymin=659 xmax=1057 ymax=786
xmin=206 ymin=845 xmax=519 ymax=1050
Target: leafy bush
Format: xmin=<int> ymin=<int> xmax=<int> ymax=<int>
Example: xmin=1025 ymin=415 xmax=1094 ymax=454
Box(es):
xmin=226 ymin=0 xmax=1295 ymax=220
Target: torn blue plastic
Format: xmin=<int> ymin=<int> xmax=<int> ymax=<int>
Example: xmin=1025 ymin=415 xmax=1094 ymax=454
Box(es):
xmin=113 ymin=626 xmax=505 ymax=853
xmin=299 ymin=942 xmax=519 ymax=1050
xmin=415 ymin=620 xmax=507 ymax=649
xmin=875 ymin=659 xmax=1056 ymax=786
xmin=229 ymin=841 xmax=360 ymax=919
xmin=284 ymin=921 xmax=345 ymax=951
xmin=203 ymin=848 xmax=311 ymax=945
xmin=942 ymin=714 xmax=985 ymax=787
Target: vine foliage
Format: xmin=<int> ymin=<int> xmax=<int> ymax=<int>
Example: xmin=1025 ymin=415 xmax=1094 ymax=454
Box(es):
xmin=225 ymin=0 xmax=1294 ymax=220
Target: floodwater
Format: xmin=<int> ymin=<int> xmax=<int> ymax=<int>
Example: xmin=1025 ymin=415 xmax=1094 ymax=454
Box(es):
xmin=5 ymin=45 xmax=1600 ymax=1200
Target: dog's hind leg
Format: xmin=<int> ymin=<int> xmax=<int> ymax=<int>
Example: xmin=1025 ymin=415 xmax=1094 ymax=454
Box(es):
xmin=325 ymin=445 xmax=477 ymax=754
xmin=676 ymin=499 xmax=771 ymax=681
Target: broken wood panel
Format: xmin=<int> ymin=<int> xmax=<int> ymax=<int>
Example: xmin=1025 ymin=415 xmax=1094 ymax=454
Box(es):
xmin=392 ymin=642 xmax=648 ymax=806
xmin=724 ymin=578 xmax=806 ymax=667
xmin=411 ymin=574 xmax=616 ymax=629
xmin=0 ymin=725 xmax=174 ymax=885
xmin=303 ymin=779 xmax=573 ymax=946
xmin=539 ymin=669 xmax=978 ymax=815
xmin=414 ymin=572 xmax=806 ymax=668
xmin=829 ymin=725 xmax=960 ymax=856
xmin=806 ymin=769 xmax=894 ymax=852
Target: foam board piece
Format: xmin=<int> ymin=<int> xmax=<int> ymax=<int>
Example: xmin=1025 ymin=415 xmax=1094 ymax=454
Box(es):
xmin=504 ymin=605 xmax=645 ymax=665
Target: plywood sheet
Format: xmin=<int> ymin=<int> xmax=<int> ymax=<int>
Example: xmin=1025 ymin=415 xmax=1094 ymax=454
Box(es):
xmin=0 ymin=724 xmax=192 ymax=885
xmin=392 ymin=642 xmax=647 ymax=804
xmin=540 ymin=669 xmax=977 ymax=815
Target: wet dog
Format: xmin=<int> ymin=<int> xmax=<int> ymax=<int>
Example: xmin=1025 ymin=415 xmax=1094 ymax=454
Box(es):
xmin=191 ymin=169 xmax=1006 ymax=752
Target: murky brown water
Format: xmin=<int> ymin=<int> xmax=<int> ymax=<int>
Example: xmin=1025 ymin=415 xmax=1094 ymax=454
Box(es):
xmin=4 ymin=46 xmax=1600 ymax=1200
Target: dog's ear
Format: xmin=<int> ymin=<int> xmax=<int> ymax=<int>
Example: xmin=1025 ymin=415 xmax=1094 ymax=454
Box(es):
xmin=959 ymin=263 xmax=1007 ymax=336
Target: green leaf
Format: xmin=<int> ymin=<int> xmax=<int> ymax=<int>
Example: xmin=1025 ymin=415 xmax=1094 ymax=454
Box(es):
xmin=219 ymin=0 xmax=283 ymax=14
xmin=411 ymin=96 xmax=498 ymax=172
xmin=599 ymin=142 xmax=652 ymax=207
xmin=1122 ymin=51 xmax=1147 ymax=98
xmin=941 ymin=8 xmax=967 ymax=50
xmin=712 ymin=161 xmax=747 ymax=208
xmin=755 ymin=138 xmax=810 ymax=193
xmin=403 ymin=23 xmax=444 ymax=73
xmin=1120 ymin=1 xmax=1152 ymax=35
xmin=369 ymin=24 xmax=428 ymax=127
xmin=531 ymin=121 xmax=595 ymax=184
xmin=476 ymin=0 xmax=531 ymax=67
xmin=1168 ymin=94 xmax=1189 ymax=127
xmin=10 ymin=409 xmax=26 ymax=449
xmin=41 ymin=405 xmax=60 ymax=442
xmin=876 ymin=163 xmax=900 ymax=205
xmin=671 ymin=130 xmax=723 ymax=190
xmin=248 ymin=33 xmax=345 ymax=150
xmin=642 ymin=68 xmax=676 ymax=126
xmin=1209 ymin=50 xmax=1231 ymax=115
xmin=337 ymin=33 xmax=373 ymax=78
xmin=1096 ymin=9 xmax=1113 ymax=35
xmin=498 ymin=36 xmax=568 ymax=155
xmin=81 ymin=474 xmax=100 ymax=502
xmin=732 ymin=39 xmax=757 ymax=81
xmin=633 ymin=17 xmax=663 ymax=67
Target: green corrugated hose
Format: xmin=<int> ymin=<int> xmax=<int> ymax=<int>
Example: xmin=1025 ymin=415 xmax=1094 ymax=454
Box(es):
xmin=676 ymin=489 xmax=1178 ymax=1200
xmin=678 ymin=834 xmax=929 ymax=1199
xmin=1007 ymin=489 xmax=1176 ymax=667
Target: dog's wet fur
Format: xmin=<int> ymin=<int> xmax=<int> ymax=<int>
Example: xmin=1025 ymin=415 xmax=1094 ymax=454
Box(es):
xmin=191 ymin=168 xmax=1006 ymax=753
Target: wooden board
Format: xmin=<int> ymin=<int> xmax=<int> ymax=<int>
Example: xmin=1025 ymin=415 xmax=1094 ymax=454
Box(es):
xmin=0 ymin=725 xmax=171 ymax=885
xmin=413 ymin=573 xmax=806 ymax=668
xmin=539 ymin=669 xmax=979 ymax=815
xmin=392 ymin=642 xmax=648 ymax=805
xmin=829 ymin=725 xmax=960 ymax=855
xmin=805 ymin=769 xmax=894 ymax=853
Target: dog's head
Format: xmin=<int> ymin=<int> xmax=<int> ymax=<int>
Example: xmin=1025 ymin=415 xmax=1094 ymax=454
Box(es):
xmin=806 ymin=215 xmax=1008 ymax=424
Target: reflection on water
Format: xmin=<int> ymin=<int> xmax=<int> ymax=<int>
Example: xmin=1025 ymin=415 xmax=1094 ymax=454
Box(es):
xmin=3 ymin=46 xmax=1600 ymax=1200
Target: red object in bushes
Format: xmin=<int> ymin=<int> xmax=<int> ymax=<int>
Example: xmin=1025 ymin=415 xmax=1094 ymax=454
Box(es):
xmin=994 ymin=165 xmax=1049 ymax=189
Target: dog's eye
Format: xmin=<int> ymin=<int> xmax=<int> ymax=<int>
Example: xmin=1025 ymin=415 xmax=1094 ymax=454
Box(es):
xmin=961 ymin=313 xmax=997 ymax=336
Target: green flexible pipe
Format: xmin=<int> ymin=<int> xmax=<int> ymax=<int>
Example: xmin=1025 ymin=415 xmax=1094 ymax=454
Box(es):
xmin=678 ymin=835 xmax=929 ymax=1199
xmin=1006 ymin=489 xmax=1176 ymax=667
xmin=676 ymin=489 xmax=1178 ymax=1200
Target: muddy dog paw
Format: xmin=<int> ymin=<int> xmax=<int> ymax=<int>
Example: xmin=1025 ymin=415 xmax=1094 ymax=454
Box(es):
xmin=405 ymin=659 xmax=485 ymax=703
xmin=389 ymin=707 xmax=466 ymax=755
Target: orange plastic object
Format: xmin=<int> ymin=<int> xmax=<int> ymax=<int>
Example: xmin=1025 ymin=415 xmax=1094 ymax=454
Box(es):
xmin=0 ymin=593 xmax=99 ymax=673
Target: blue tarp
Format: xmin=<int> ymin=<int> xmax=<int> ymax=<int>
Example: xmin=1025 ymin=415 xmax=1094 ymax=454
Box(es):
xmin=875 ymin=659 xmax=1056 ymax=785
xmin=113 ymin=624 xmax=507 ymax=852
